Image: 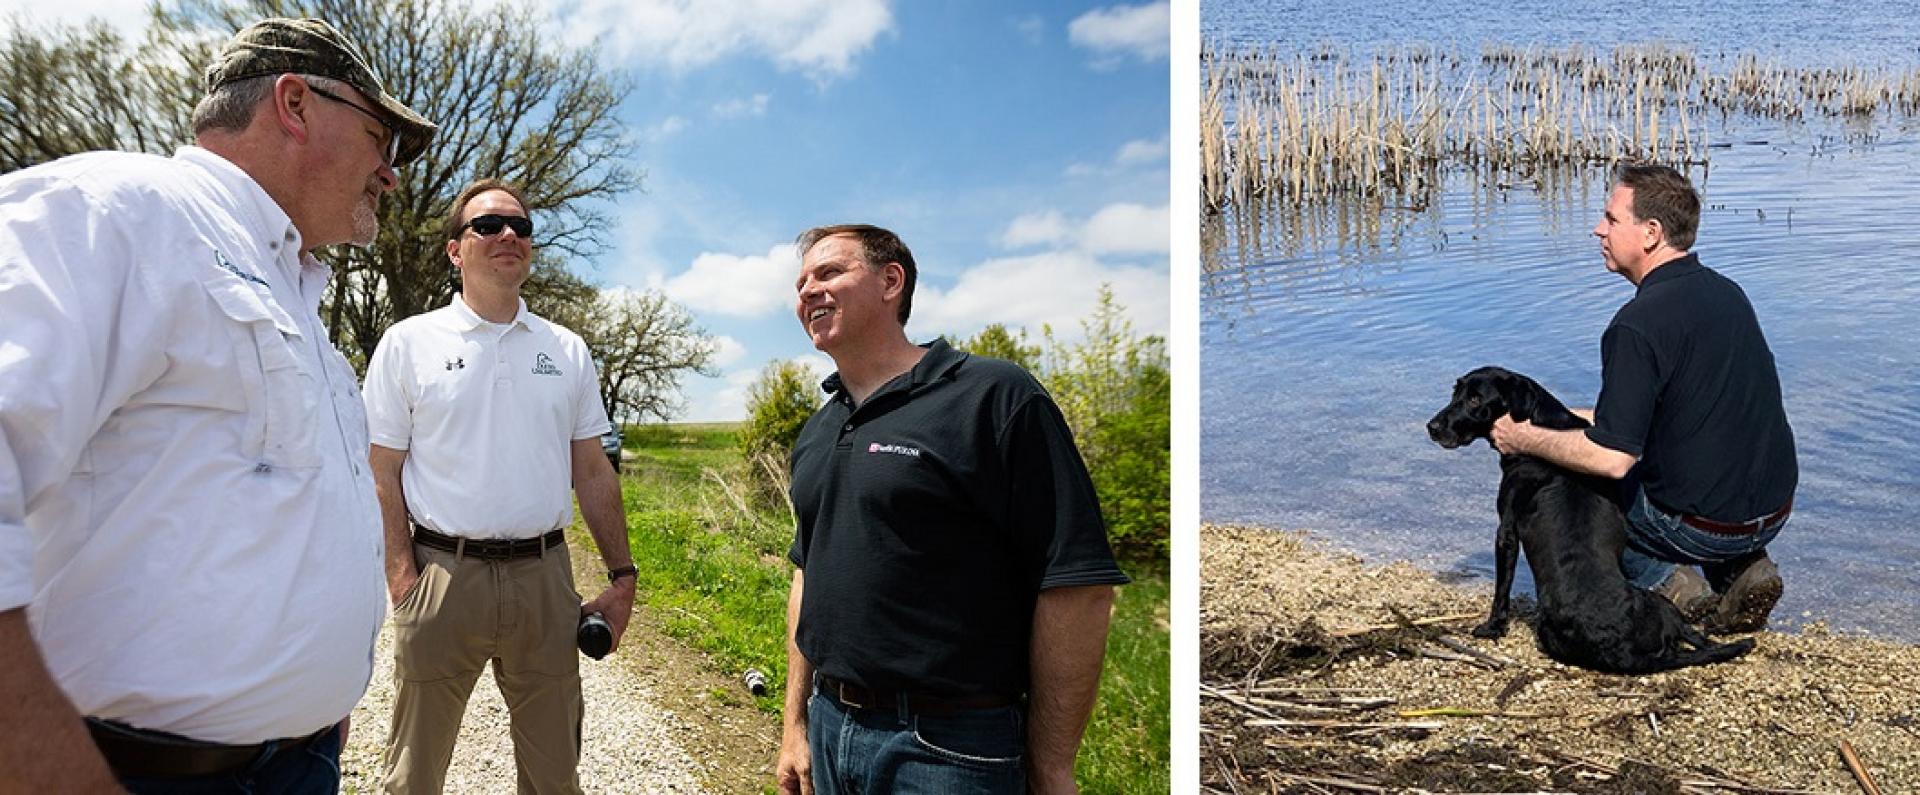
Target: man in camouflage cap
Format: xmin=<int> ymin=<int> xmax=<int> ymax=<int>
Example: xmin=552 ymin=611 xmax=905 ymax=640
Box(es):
xmin=0 ymin=16 xmax=434 ymax=793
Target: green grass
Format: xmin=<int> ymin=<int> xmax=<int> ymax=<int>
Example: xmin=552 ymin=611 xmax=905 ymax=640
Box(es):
xmin=1079 ymin=567 xmax=1170 ymax=793
xmin=609 ymin=421 xmax=1169 ymax=790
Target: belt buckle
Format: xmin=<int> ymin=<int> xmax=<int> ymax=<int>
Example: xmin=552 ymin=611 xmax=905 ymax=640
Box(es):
xmin=835 ymin=680 xmax=865 ymax=709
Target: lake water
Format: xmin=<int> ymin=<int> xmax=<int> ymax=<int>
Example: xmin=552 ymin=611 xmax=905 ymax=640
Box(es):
xmin=1200 ymin=5 xmax=1920 ymax=641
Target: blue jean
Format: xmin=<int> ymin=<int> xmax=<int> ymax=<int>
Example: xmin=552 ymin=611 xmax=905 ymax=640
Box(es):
xmin=808 ymin=683 xmax=1026 ymax=794
xmin=118 ymin=723 xmax=343 ymax=795
xmin=1620 ymin=484 xmax=1786 ymax=592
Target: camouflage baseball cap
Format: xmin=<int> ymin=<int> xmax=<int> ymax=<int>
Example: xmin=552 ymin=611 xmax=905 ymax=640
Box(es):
xmin=204 ymin=18 xmax=437 ymax=168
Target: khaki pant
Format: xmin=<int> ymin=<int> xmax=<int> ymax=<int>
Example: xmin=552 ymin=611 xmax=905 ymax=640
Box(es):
xmin=382 ymin=540 xmax=583 ymax=795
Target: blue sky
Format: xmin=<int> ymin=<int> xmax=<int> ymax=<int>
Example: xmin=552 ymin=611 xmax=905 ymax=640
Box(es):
xmin=3 ymin=0 xmax=1171 ymax=421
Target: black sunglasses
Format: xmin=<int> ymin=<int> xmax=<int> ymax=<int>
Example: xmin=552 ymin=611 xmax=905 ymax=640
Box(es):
xmin=306 ymin=84 xmax=399 ymax=166
xmin=462 ymin=213 xmax=534 ymax=239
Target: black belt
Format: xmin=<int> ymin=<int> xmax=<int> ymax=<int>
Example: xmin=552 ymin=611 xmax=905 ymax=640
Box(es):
xmin=1680 ymin=497 xmax=1793 ymax=536
xmin=86 ymin=718 xmax=331 ymax=779
xmin=412 ymin=523 xmax=563 ymax=560
xmin=819 ymin=675 xmax=1020 ymax=717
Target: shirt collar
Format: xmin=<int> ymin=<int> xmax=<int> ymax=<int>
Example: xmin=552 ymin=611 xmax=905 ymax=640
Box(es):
xmin=172 ymin=146 xmax=308 ymax=266
xmin=1637 ymin=252 xmax=1702 ymax=293
xmin=449 ymin=293 xmax=531 ymax=332
xmin=821 ymin=338 xmax=965 ymax=399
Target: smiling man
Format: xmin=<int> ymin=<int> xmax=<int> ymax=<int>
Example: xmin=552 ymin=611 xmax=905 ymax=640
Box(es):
xmin=361 ymin=179 xmax=634 ymax=794
xmin=1492 ymin=163 xmax=1797 ymax=634
xmin=774 ymin=224 xmax=1129 ymax=795
xmin=0 ymin=17 xmax=434 ymax=793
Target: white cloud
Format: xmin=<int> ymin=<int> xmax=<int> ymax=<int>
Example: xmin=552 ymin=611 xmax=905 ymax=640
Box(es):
xmin=1000 ymin=210 xmax=1070 ymax=249
xmin=999 ymin=203 xmax=1169 ymax=255
xmin=1067 ymin=1 xmax=1168 ymax=63
xmin=710 ymin=335 xmax=747 ymax=368
xmin=701 ymin=353 xmax=832 ymax=422
xmin=1012 ymin=14 xmax=1044 ymax=45
xmin=1065 ymin=136 xmax=1169 ymax=177
xmin=0 ymin=0 xmax=148 ymax=34
xmin=914 ymin=252 xmax=1169 ymax=341
xmin=661 ymin=244 xmax=799 ymax=317
xmin=1115 ymin=137 xmax=1168 ymax=166
xmin=1081 ymin=203 xmax=1169 ymax=254
xmin=712 ymin=93 xmax=770 ymax=119
xmin=553 ymin=0 xmax=893 ymax=79
xmin=643 ymin=115 xmax=688 ymax=142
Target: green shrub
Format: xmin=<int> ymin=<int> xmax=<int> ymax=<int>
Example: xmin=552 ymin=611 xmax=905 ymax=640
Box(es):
xmin=737 ymin=359 xmax=822 ymax=503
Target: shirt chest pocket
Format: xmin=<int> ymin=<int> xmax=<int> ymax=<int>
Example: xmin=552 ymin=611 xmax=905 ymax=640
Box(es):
xmin=198 ymin=274 xmax=323 ymax=470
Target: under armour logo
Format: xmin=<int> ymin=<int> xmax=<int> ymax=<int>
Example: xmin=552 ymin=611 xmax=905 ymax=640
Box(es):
xmin=445 ymin=357 xmax=465 ymax=371
xmin=532 ymin=353 xmax=562 ymax=376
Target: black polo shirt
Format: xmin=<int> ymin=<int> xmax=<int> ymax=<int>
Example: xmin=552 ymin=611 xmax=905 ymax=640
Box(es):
xmin=1586 ymin=253 xmax=1797 ymax=522
xmin=787 ymin=339 xmax=1129 ymax=698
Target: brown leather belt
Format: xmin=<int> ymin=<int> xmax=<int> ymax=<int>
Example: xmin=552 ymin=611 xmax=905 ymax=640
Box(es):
xmin=819 ymin=675 xmax=1020 ymax=717
xmin=412 ymin=523 xmax=563 ymax=560
xmin=86 ymin=718 xmax=331 ymax=779
xmin=1680 ymin=497 xmax=1793 ymax=536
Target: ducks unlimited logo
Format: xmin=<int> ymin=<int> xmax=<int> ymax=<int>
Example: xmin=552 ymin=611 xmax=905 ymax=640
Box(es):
xmin=867 ymin=442 xmax=922 ymax=458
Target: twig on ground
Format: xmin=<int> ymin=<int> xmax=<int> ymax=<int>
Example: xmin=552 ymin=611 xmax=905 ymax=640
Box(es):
xmin=1396 ymin=706 xmax=1557 ymax=719
xmin=1495 ymin=672 xmax=1538 ymax=708
xmin=1246 ymin=717 xmax=1445 ymax=732
xmin=1413 ymin=641 xmax=1499 ymax=668
xmin=1269 ymin=771 xmax=1388 ymax=793
xmin=1433 ymin=635 xmax=1520 ymax=668
xmin=1544 ymin=751 xmax=1820 ymax=795
xmin=1838 ymin=739 xmax=1883 ymax=795
xmin=1326 ymin=611 xmax=1482 ymax=638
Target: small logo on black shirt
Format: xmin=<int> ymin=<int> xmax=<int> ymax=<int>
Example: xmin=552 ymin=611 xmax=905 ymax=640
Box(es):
xmin=867 ymin=442 xmax=921 ymax=458
xmin=532 ymin=353 xmax=562 ymax=376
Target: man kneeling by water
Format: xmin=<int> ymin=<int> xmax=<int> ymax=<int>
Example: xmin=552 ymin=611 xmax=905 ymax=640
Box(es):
xmin=1491 ymin=162 xmax=1796 ymax=635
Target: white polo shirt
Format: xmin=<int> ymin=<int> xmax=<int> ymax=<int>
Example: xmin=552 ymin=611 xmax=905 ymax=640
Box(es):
xmin=0 ymin=148 xmax=387 ymax=743
xmin=362 ymin=296 xmax=609 ymax=539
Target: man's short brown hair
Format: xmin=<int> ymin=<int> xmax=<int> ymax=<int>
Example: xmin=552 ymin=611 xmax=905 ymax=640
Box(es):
xmin=1614 ymin=163 xmax=1701 ymax=251
xmin=794 ymin=224 xmax=918 ymax=325
xmin=442 ymin=178 xmax=529 ymax=243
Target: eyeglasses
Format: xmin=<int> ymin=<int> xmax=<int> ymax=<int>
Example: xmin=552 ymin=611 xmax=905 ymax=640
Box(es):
xmin=462 ymin=213 xmax=534 ymax=240
xmin=307 ymin=83 xmax=399 ymax=166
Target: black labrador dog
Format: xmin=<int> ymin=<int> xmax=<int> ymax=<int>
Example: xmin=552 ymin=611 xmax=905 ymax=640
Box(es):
xmin=1427 ymin=366 xmax=1753 ymax=674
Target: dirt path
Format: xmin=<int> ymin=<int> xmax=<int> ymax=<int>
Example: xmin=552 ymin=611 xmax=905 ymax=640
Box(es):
xmin=337 ymin=537 xmax=780 ymax=793
xmin=1202 ymin=523 xmax=1920 ymax=793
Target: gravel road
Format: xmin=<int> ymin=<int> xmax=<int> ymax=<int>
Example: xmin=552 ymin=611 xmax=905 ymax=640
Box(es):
xmin=335 ymin=543 xmax=728 ymax=794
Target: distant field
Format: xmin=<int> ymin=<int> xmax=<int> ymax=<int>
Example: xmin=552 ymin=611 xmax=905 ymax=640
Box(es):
xmin=612 ymin=421 xmax=1168 ymax=792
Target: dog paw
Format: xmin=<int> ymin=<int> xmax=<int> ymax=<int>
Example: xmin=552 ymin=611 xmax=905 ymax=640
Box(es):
xmin=1472 ymin=620 xmax=1508 ymax=639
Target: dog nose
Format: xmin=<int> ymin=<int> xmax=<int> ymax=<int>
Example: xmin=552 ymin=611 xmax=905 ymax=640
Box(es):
xmin=1426 ymin=418 xmax=1442 ymax=435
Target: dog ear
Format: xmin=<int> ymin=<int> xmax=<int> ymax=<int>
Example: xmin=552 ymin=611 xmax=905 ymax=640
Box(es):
xmin=1496 ymin=374 xmax=1538 ymax=423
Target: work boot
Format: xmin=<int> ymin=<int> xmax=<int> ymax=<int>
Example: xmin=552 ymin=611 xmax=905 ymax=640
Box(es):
xmin=1652 ymin=566 xmax=1716 ymax=622
xmin=1708 ymin=553 xmax=1782 ymax=634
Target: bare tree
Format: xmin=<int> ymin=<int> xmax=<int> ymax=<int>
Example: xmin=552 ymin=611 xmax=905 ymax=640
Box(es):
xmin=0 ymin=0 xmax=642 ymax=368
xmin=577 ymin=290 xmax=718 ymax=425
xmin=0 ymin=15 xmax=204 ymax=171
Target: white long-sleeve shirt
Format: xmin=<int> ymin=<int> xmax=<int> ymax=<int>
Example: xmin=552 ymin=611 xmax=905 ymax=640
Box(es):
xmin=0 ymin=147 xmax=386 ymax=744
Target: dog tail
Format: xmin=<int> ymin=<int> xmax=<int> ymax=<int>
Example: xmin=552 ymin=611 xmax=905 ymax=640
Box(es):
xmin=1668 ymin=636 xmax=1756 ymax=669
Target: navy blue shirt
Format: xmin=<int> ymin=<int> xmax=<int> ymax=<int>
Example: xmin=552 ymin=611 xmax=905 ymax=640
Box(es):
xmin=1586 ymin=254 xmax=1797 ymax=522
xmin=787 ymin=339 xmax=1128 ymax=698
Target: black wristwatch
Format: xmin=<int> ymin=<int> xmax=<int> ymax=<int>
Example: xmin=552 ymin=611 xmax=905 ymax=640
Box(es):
xmin=607 ymin=565 xmax=638 ymax=583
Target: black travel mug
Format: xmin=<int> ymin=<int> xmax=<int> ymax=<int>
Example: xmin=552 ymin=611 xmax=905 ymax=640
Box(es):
xmin=578 ymin=612 xmax=612 ymax=660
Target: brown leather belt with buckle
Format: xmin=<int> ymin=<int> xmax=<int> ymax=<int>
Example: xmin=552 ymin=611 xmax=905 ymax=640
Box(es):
xmin=86 ymin=718 xmax=330 ymax=779
xmin=1680 ymin=497 xmax=1793 ymax=536
xmin=412 ymin=524 xmax=564 ymax=560
xmin=819 ymin=675 xmax=1020 ymax=717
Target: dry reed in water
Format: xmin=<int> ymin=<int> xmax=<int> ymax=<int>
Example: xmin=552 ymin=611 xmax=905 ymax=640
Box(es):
xmin=1200 ymin=41 xmax=1920 ymax=212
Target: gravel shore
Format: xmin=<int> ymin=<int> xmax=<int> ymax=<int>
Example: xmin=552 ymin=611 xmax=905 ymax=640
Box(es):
xmin=1202 ymin=523 xmax=1920 ymax=793
xmin=335 ymin=537 xmax=772 ymax=794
